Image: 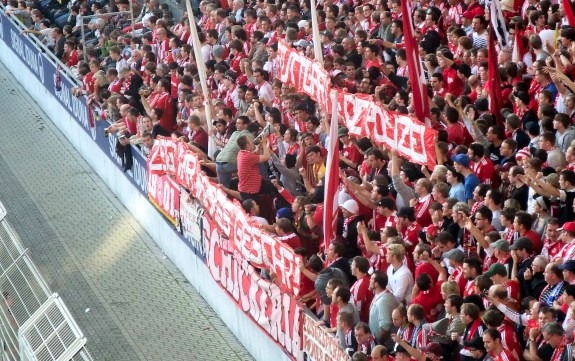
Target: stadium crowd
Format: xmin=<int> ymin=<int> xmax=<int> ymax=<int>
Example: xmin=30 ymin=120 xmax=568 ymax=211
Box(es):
xmin=7 ymin=0 xmax=575 ymax=358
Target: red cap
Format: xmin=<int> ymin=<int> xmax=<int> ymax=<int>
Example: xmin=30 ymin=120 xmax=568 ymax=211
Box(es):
xmin=559 ymin=222 xmax=575 ymax=233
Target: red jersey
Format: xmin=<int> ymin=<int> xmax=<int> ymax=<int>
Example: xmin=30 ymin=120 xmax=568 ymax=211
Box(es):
xmin=401 ymin=223 xmax=422 ymax=251
xmin=148 ymin=91 xmax=175 ymax=131
xmin=415 ymin=194 xmax=433 ymax=227
xmin=502 ymin=280 xmax=520 ymax=302
xmin=471 ymin=157 xmax=496 ymax=186
xmin=350 ymin=275 xmax=374 ymax=323
xmin=498 ymin=324 xmax=520 ymax=356
xmin=452 ymin=266 xmax=467 ymax=294
xmin=493 ymin=348 xmax=518 ymax=361
xmin=543 ymin=238 xmax=563 ymax=260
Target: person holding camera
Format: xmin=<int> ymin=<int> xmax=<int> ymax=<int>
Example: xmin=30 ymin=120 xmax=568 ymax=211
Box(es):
xmin=236 ymin=134 xmax=274 ymax=202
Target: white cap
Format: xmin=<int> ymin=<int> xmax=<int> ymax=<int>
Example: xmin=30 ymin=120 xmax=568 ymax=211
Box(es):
xmin=298 ymin=20 xmax=308 ymax=28
xmin=331 ymin=69 xmax=343 ymax=77
xmin=341 ymin=199 xmax=359 ymax=214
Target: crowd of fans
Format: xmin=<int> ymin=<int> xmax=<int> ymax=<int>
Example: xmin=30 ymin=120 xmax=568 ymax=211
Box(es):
xmin=8 ymin=0 xmax=575 ymax=359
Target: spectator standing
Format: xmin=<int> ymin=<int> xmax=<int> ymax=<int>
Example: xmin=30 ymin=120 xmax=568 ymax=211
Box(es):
xmin=368 ymin=271 xmax=398 ymax=347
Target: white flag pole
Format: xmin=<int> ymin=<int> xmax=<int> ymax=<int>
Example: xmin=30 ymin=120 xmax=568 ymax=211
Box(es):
xmin=185 ymin=0 xmax=216 ymax=158
xmin=310 ymin=0 xmax=324 ymax=66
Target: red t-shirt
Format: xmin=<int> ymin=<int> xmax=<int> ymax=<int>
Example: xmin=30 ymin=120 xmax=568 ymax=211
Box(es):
xmin=415 ymin=262 xmax=439 ymax=285
xmin=342 ymin=143 xmax=363 ymax=166
xmin=67 ymin=50 xmax=78 ymax=67
xmin=237 ymin=150 xmax=262 ymax=193
xmin=351 ymin=275 xmax=374 ymax=323
xmin=447 ymin=122 xmax=466 ymax=145
xmin=411 ymin=280 xmax=444 ymax=322
xmin=523 ymin=230 xmax=542 ymax=255
xmin=443 ymin=67 xmax=463 ymax=96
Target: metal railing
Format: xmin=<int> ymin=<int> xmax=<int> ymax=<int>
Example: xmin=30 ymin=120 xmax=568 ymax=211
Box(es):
xmin=0 ymin=200 xmax=93 ymax=361
xmin=79 ymin=11 xmax=135 ymax=62
xmin=0 ymin=4 xmax=80 ymax=88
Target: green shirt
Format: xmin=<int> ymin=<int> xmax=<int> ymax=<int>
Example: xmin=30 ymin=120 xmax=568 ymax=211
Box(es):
xmin=215 ymin=130 xmax=253 ymax=164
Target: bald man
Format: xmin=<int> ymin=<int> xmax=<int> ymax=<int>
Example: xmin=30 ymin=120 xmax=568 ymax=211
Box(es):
xmin=371 ymin=345 xmax=391 ymax=361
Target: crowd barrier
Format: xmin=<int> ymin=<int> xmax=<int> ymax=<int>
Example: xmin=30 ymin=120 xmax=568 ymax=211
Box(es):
xmin=0 ymin=10 xmax=351 ymax=361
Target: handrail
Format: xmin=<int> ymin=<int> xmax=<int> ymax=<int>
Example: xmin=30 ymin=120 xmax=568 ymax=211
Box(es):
xmin=0 ymin=4 xmax=81 ymax=87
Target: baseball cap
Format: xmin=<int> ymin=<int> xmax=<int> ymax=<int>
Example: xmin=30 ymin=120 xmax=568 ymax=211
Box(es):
xmin=294 ymin=39 xmax=309 ymax=48
xmin=420 ymin=342 xmax=443 ymax=357
xmin=490 ymin=239 xmax=511 ymax=252
xmin=559 ymin=260 xmax=575 ymax=273
xmin=332 ymin=70 xmax=344 ymax=78
xmin=443 ymin=249 xmax=465 ymax=264
xmin=341 ymin=199 xmax=359 ymax=214
xmin=451 ymin=154 xmax=471 ymax=168
xmin=297 ymin=19 xmax=308 ymax=28
xmin=276 ymin=207 xmax=293 ymax=219
xmin=483 ymin=263 xmax=508 ymax=278
xmin=464 ymin=336 xmax=486 ymax=351
xmin=338 ymin=127 xmax=349 ymax=137
xmin=509 ymin=237 xmax=533 ymax=252
xmin=559 ymin=222 xmax=575 ymax=233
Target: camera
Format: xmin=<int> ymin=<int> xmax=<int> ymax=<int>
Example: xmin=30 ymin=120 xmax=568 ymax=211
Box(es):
xmin=253 ymin=124 xmax=271 ymax=145
xmin=138 ymin=85 xmax=152 ymax=97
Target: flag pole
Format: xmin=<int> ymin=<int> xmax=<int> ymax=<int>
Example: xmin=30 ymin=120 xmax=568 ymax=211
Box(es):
xmin=185 ymin=0 xmax=216 ymax=158
xmin=309 ymin=0 xmax=324 ymax=66
xmin=322 ymin=89 xmax=339 ymax=250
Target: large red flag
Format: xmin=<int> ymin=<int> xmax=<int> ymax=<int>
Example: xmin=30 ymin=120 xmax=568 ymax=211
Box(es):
xmin=487 ymin=21 xmax=504 ymax=125
xmin=563 ymin=0 xmax=575 ymax=27
xmin=400 ymin=0 xmax=430 ymax=123
xmin=323 ymin=90 xmax=340 ymax=250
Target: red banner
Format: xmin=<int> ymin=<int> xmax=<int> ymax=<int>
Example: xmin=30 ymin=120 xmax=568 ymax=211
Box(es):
xmin=147 ymin=138 xmax=302 ymax=296
xmin=277 ymin=42 xmax=438 ymax=169
xmin=147 ymin=173 xmax=181 ymax=226
xmin=203 ymin=213 xmax=303 ymax=359
xmin=303 ymin=311 xmax=348 ymax=361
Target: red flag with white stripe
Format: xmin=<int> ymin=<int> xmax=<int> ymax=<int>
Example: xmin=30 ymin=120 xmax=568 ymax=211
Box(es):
xmin=323 ymin=90 xmax=340 ymax=250
xmin=487 ymin=17 xmax=504 ymax=125
xmin=401 ymin=0 xmax=430 ymax=123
